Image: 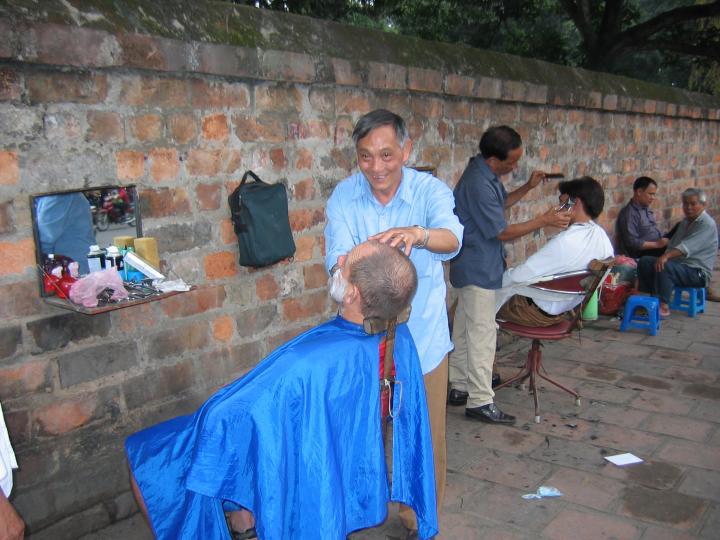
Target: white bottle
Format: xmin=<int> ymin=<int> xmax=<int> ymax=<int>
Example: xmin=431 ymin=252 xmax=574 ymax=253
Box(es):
xmin=87 ymin=245 xmax=105 ymax=273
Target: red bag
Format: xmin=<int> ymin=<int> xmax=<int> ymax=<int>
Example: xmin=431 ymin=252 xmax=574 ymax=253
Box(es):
xmin=599 ymin=282 xmax=632 ymax=316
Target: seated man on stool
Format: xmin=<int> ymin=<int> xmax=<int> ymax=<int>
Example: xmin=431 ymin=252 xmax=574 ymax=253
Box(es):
xmin=615 ymin=176 xmax=668 ymax=259
xmin=125 ymin=241 xmax=438 ymax=540
xmin=496 ymin=177 xmax=614 ymax=326
xmin=637 ymin=188 xmax=718 ymax=318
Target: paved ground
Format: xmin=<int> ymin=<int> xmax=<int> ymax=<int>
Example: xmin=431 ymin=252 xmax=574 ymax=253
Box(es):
xmin=84 ymin=277 xmax=720 ymax=540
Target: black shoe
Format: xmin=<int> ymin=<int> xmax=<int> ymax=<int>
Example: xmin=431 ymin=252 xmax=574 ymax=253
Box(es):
xmin=465 ymin=403 xmax=516 ymax=424
xmin=448 ymin=388 xmax=469 ymax=406
xmin=492 ymin=373 xmax=502 ymax=388
xmin=405 ymin=531 xmax=419 ymax=540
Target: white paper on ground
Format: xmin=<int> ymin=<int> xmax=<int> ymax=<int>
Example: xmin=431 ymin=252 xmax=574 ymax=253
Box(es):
xmin=604 ymin=453 xmax=644 ymax=466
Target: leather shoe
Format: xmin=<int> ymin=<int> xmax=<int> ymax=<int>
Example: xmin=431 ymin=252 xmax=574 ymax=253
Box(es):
xmin=447 ymin=388 xmax=468 ymax=406
xmin=492 ymin=373 xmax=502 ymax=388
xmin=465 ymin=403 xmax=516 ymax=424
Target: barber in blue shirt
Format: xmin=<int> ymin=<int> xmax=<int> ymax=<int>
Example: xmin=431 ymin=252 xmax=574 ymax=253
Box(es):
xmin=325 ymin=109 xmax=463 ymax=540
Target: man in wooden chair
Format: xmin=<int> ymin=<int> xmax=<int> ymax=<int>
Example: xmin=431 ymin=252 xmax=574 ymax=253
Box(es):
xmin=496 ymin=176 xmax=614 ymax=325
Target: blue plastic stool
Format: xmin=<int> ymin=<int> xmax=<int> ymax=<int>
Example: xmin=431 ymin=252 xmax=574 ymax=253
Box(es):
xmin=670 ymin=287 xmax=706 ymax=317
xmin=620 ymin=295 xmax=661 ymax=336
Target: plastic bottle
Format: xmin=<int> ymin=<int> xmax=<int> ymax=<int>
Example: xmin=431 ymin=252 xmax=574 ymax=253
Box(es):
xmin=105 ymin=245 xmax=124 ymax=272
xmin=43 ymin=254 xmax=57 ymax=295
xmin=87 ymin=245 xmax=106 ymax=273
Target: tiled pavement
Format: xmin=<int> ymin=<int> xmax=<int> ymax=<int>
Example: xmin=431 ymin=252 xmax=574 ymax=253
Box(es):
xmin=83 ymin=281 xmax=720 ymax=540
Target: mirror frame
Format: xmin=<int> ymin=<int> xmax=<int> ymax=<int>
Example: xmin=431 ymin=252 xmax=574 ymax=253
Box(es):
xmin=29 ymin=184 xmax=143 ymax=298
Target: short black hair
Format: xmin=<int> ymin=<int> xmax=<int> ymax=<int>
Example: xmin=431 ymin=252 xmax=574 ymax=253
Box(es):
xmin=559 ymin=176 xmax=605 ymax=219
xmin=479 ymin=125 xmax=522 ymax=160
xmin=352 ymin=109 xmax=408 ymax=146
xmin=633 ymin=176 xmax=657 ymax=191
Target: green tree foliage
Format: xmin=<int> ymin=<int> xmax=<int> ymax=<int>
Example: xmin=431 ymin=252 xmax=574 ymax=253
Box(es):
xmin=234 ymin=0 xmax=720 ymax=94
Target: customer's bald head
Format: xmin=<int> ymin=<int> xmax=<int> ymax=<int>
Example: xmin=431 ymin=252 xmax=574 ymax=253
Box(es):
xmin=346 ymin=241 xmax=417 ymax=320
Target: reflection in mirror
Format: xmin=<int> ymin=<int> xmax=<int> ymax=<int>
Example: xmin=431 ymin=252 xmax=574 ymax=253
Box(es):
xmin=31 ymin=185 xmax=142 ymax=297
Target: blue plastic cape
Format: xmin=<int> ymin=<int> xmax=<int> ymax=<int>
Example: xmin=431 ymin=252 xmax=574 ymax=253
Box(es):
xmin=126 ymin=316 xmax=438 ymax=539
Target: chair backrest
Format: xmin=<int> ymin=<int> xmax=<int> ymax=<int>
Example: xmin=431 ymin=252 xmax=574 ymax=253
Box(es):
xmin=567 ymin=258 xmax=615 ymax=328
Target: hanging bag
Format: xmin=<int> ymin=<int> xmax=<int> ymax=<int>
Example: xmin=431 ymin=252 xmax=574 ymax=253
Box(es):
xmin=228 ymin=170 xmax=296 ymax=267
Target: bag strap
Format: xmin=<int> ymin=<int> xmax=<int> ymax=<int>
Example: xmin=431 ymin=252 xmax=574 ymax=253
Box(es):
xmin=240 ymin=170 xmax=266 ymax=187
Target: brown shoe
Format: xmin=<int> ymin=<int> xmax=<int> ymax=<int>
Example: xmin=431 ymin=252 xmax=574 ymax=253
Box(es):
xmin=707 ymin=287 xmax=720 ymax=302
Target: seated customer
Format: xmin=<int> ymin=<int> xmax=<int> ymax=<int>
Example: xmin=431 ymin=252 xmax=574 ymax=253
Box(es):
xmin=125 ymin=241 xmax=438 ymax=540
xmin=496 ymin=177 xmax=614 ymax=326
xmin=638 ymin=188 xmax=718 ymax=318
xmin=615 ymin=176 xmax=668 ymax=259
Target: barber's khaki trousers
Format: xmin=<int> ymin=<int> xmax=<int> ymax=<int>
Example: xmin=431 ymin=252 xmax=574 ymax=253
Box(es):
xmin=388 ymin=356 xmax=447 ymax=532
xmin=449 ymin=285 xmax=496 ymax=407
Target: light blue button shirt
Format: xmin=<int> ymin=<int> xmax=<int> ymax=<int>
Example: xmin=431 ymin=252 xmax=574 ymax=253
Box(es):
xmin=325 ymin=167 xmax=464 ymax=374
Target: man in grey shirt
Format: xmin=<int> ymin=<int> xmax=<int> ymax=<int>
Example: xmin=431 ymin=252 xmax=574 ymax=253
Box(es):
xmin=637 ymin=188 xmax=718 ymax=318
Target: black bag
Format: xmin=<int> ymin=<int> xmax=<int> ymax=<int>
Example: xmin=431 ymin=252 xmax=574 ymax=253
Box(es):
xmin=228 ymin=170 xmax=296 ymax=267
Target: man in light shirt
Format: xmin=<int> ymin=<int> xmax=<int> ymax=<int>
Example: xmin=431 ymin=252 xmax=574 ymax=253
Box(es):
xmin=325 ymin=109 xmax=463 ymax=539
xmin=1 ymin=402 xmax=24 ymax=540
xmin=496 ymin=177 xmax=614 ymax=326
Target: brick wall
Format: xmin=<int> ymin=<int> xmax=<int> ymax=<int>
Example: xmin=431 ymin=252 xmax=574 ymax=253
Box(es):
xmin=0 ymin=1 xmax=718 ymax=537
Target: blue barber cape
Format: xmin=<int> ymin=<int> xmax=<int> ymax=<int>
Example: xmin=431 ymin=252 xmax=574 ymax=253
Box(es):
xmin=126 ymin=316 xmax=438 ymax=539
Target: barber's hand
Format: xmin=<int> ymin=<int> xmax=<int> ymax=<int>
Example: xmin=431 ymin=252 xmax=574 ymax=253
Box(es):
xmin=540 ymin=206 xmax=571 ymax=229
xmin=0 ymin=494 xmax=25 ymax=540
xmin=369 ymin=227 xmax=422 ymax=256
xmin=527 ymin=170 xmax=547 ymax=189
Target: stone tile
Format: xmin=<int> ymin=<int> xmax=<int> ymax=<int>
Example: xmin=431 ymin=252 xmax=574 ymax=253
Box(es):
xmin=603 ymin=461 xmax=684 ymax=490
xmin=620 ymin=486 xmax=707 ymax=530
xmin=629 ymin=392 xmax=696 ymax=415
xmin=443 ymin=470 xmax=492 ymax=513
xmin=639 ymin=525 xmax=698 ymax=540
xmin=569 ymin=364 xmax=627 ymax=383
xmin=678 ymin=468 xmax=720 ymax=504
xmin=662 ymin=366 xmax=718 ymax=384
xmin=648 ymin=348 xmax=702 ymax=367
xmin=708 ymin=428 xmax=720 ymax=446
xmin=681 ymin=382 xmax=720 ymax=400
xmin=597 ymin=329 xmax=648 ymax=343
xmin=692 ymin=400 xmax=720 ymax=423
xmin=640 ymin=336 xmax=694 ymax=351
xmin=438 ymin=511 xmax=531 ymax=540
xmin=656 ymin=440 xmax=720 ymax=471
xmin=576 ymin=380 xmax=638 ymax=405
xmin=541 ymin=468 xmax=626 ymax=511
xmin=577 ymin=403 xmax=650 ymax=429
xmin=457 ymin=481 xmax=563 ymax=530
xmin=458 ymin=446 xmax=554 ymax=491
xmin=542 ymin=508 xmax=641 ymax=540
xmin=640 ymin=413 xmax=715 ymax=442
xmin=699 ymin=503 xmax=720 ymax=538
xmin=604 ymin=342 xmax=657 ymax=359
xmin=529 ymin=438 xmax=614 ymax=474
xmin=618 ymin=375 xmax=675 ymax=393
xmin=448 ymin=423 xmax=546 ymax=456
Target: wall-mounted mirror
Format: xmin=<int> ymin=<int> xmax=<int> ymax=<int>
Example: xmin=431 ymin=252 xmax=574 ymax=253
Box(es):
xmin=30 ymin=185 xmax=142 ymax=298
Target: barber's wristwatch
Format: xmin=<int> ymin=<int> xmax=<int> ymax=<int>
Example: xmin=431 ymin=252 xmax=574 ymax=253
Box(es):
xmin=412 ymin=225 xmax=430 ymax=248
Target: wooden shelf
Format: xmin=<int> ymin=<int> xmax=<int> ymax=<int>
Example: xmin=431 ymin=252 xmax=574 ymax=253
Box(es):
xmin=43 ymin=289 xmax=188 ymax=315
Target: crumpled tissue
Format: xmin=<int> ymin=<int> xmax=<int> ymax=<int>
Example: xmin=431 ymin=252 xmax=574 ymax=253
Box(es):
xmin=155 ymin=279 xmax=191 ymax=292
xmin=522 ymin=486 xmax=563 ymax=500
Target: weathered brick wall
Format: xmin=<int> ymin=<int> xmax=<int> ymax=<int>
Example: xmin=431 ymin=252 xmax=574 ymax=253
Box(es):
xmin=0 ymin=1 xmax=718 ymax=537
